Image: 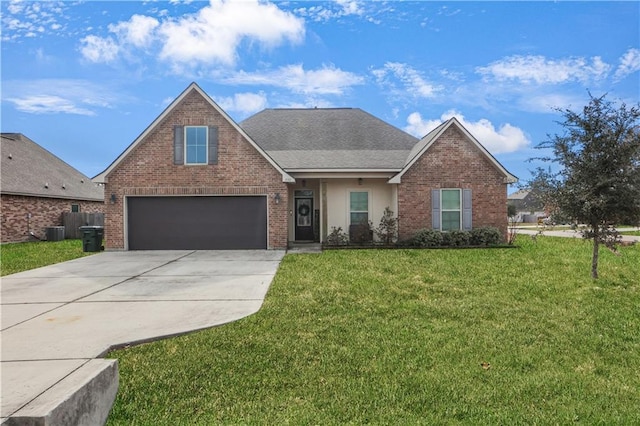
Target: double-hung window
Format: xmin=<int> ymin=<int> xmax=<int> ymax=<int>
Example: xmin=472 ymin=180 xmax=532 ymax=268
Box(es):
xmin=349 ymin=191 xmax=369 ymax=225
xmin=433 ymin=188 xmax=472 ymax=231
xmin=185 ymin=126 xmax=208 ymax=165
xmin=441 ymin=189 xmax=461 ymax=231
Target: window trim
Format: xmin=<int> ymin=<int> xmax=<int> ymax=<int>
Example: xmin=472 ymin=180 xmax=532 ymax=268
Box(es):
xmin=184 ymin=125 xmax=208 ymax=165
xmin=440 ymin=188 xmax=462 ymax=231
xmin=348 ymin=189 xmax=370 ymax=226
xmin=71 ymin=204 xmax=80 ymax=213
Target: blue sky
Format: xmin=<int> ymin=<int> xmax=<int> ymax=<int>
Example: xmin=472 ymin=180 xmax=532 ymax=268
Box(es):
xmin=2 ymin=1 xmax=639 ymax=191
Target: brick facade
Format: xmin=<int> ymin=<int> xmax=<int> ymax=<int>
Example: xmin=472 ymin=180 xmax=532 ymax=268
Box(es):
xmin=104 ymin=90 xmax=289 ymax=250
xmin=1 ymin=194 xmax=104 ymax=243
xmin=397 ymin=126 xmax=508 ymax=241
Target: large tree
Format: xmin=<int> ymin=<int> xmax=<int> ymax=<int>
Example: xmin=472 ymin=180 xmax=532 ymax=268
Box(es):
xmin=530 ymin=94 xmax=640 ymax=278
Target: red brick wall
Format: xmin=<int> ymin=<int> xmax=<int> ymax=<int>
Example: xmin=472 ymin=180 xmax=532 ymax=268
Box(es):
xmin=104 ymin=89 xmax=289 ymax=250
xmin=397 ymin=125 xmax=508 ymax=241
xmin=1 ymin=194 xmax=104 ymax=243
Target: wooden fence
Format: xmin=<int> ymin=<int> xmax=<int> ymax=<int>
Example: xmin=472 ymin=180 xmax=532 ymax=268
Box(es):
xmin=62 ymin=212 xmax=105 ymax=239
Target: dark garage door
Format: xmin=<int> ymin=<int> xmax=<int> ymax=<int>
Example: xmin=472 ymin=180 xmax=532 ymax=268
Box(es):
xmin=127 ymin=196 xmax=267 ymax=250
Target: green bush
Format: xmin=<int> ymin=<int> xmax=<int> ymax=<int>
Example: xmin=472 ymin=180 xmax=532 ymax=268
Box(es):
xmin=412 ymin=228 xmax=443 ymax=247
xmin=412 ymin=227 xmax=503 ymax=248
xmin=448 ymin=230 xmax=471 ymax=246
xmin=470 ymin=227 xmax=502 ymax=246
xmin=326 ymin=226 xmax=349 ymax=246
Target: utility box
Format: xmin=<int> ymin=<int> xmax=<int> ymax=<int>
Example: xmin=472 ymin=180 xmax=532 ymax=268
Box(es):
xmin=79 ymin=226 xmax=104 ymax=252
xmin=45 ymin=226 xmax=65 ymax=242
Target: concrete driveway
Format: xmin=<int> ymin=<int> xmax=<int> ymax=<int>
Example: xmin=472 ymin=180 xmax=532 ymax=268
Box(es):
xmin=1 ymin=249 xmax=285 ymax=425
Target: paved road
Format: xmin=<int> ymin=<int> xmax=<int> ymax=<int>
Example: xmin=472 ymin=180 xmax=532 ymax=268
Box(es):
xmin=1 ymin=250 xmax=285 ymax=425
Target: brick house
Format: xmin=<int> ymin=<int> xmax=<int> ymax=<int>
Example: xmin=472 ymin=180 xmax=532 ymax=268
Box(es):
xmin=94 ymin=82 xmax=517 ymax=250
xmin=1 ymin=133 xmax=104 ymax=243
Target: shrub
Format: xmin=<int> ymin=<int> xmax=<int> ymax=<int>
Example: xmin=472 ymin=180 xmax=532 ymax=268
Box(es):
xmin=374 ymin=207 xmax=398 ymax=245
xmin=412 ymin=228 xmax=443 ymax=247
xmin=448 ymin=230 xmax=471 ymax=247
xmin=326 ymin=226 xmax=349 ymax=246
xmin=440 ymin=231 xmax=452 ymax=246
xmin=470 ymin=227 xmax=502 ymax=246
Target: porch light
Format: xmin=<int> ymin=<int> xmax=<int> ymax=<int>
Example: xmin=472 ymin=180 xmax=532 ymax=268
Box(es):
xmin=358 ymin=178 xmax=363 ymax=185
xmin=110 ymin=193 xmax=117 ymax=204
xmin=274 ymin=193 xmax=281 ymax=204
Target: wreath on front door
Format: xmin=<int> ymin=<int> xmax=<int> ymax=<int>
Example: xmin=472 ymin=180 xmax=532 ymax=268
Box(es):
xmin=298 ymin=204 xmax=310 ymax=216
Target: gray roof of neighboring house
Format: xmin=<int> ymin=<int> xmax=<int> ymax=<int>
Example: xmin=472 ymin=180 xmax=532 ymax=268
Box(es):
xmin=508 ymin=189 xmax=531 ymax=200
xmin=240 ymin=108 xmax=419 ymax=169
xmin=1 ymin=133 xmax=104 ymax=201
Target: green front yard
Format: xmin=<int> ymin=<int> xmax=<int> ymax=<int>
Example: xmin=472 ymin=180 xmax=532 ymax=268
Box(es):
xmin=0 ymin=239 xmax=91 ymax=276
xmin=107 ymin=237 xmax=640 ymax=424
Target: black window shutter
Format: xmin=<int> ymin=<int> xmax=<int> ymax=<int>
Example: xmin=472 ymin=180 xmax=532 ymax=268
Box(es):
xmin=173 ymin=125 xmax=184 ymax=165
xmin=208 ymin=126 xmax=218 ymax=165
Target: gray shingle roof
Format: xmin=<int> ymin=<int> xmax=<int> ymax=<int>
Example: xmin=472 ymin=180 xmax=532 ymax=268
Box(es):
xmin=240 ymin=108 xmax=419 ymax=169
xmin=507 ymin=189 xmax=530 ymax=200
xmin=1 ymin=133 xmax=104 ymax=201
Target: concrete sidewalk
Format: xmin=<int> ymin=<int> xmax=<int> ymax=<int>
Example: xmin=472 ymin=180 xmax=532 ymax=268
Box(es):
xmin=1 ymin=250 xmax=285 ymax=425
xmin=515 ymin=226 xmax=640 ymax=243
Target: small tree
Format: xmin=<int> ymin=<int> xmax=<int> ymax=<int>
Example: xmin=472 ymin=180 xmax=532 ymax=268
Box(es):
xmin=529 ymin=93 xmax=640 ymax=278
xmin=507 ymin=203 xmax=518 ymax=245
xmin=374 ymin=207 xmax=398 ymax=245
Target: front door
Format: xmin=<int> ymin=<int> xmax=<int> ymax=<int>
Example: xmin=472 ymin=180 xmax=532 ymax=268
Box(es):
xmin=295 ymin=197 xmax=314 ymax=241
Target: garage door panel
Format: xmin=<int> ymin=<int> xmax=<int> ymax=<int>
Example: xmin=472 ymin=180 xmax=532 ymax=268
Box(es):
xmin=127 ymin=196 xmax=267 ymax=250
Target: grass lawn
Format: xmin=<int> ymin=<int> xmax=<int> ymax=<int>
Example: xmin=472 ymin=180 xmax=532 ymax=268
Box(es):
xmin=107 ymin=236 xmax=640 ymax=424
xmin=0 ymin=239 xmax=93 ymax=276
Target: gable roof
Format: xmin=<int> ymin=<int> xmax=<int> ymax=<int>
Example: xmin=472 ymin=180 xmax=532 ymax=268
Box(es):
xmin=388 ymin=117 xmax=518 ymax=184
xmin=1 ymin=133 xmax=104 ymax=201
xmin=240 ymin=108 xmax=419 ymax=170
xmin=507 ymin=189 xmax=531 ymax=200
xmin=93 ymin=82 xmax=294 ymax=183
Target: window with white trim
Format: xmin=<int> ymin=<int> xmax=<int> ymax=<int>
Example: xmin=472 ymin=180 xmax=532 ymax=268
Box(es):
xmin=185 ymin=126 xmax=208 ymax=165
xmin=441 ymin=189 xmax=461 ymax=231
xmin=349 ymin=191 xmax=369 ymax=225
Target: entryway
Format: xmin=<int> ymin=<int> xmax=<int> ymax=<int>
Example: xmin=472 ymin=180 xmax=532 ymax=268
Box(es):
xmin=294 ymin=196 xmax=314 ymax=241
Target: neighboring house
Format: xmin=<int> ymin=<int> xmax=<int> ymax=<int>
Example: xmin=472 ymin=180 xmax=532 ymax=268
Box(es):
xmin=1 ymin=133 xmax=104 ymax=243
xmin=94 ymin=82 xmax=517 ymax=250
xmin=507 ymin=189 xmax=545 ymax=222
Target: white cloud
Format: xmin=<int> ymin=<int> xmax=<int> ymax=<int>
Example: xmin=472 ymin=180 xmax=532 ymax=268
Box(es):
xmin=109 ymin=14 xmax=159 ymax=49
xmin=518 ymin=93 xmax=585 ymax=114
xmin=79 ymin=35 xmax=119 ymax=63
xmin=404 ymin=110 xmax=530 ymax=154
xmin=476 ymin=55 xmax=611 ymax=84
xmin=372 ymin=62 xmax=441 ymax=99
xmin=295 ymin=0 xmax=364 ymax=22
xmin=336 ymin=0 xmax=363 ymax=16
xmin=79 ymin=0 xmax=304 ymax=69
xmin=1 ymin=0 xmax=67 ymax=41
xmin=158 ymin=0 xmax=304 ymax=66
xmin=614 ymin=48 xmax=640 ymax=81
xmin=216 ymin=92 xmax=267 ymax=115
xmin=2 ymin=79 xmax=119 ymax=115
xmin=6 ymin=95 xmax=96 ymax=116
xmin=225 ymin=64 xmax=364 ymax=95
